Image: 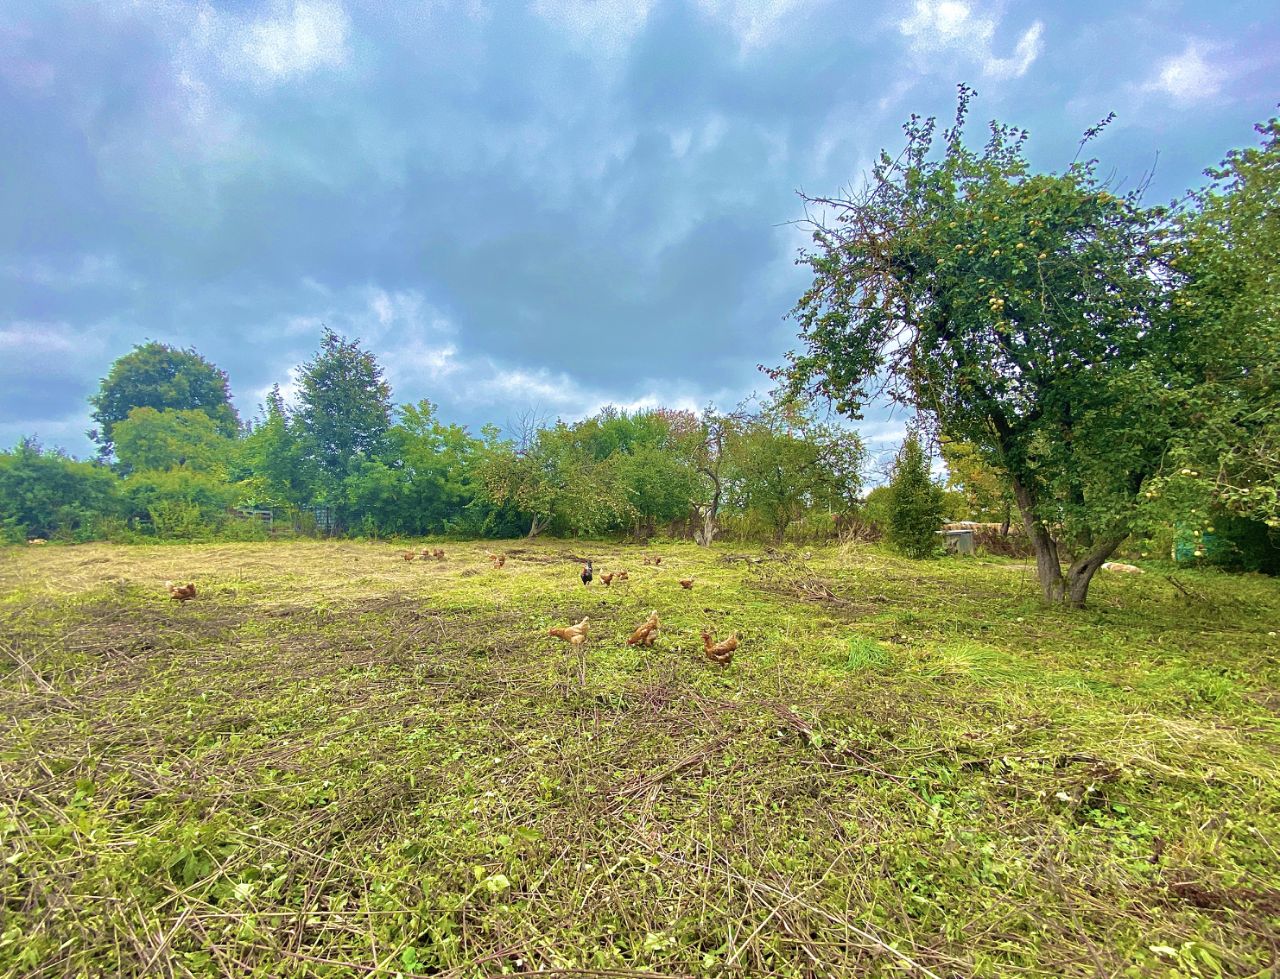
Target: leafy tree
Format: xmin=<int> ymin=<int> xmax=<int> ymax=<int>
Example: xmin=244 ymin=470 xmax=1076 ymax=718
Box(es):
xmin=940 ymin=438 xmax=1015 ymax=531
xmin=477 ymin=408 xmax=703 ymax=539
xmin=0 ymin=439 xmax=120 ymax=540
xmin=860 ymin=485 xmax=894 ymax=531
xmin=295 ymin=329 xmax=393 ymax=504
xmin=885 ymin=432 xmax=945 ymax=558
xmin=112 ymin=408 xmax=232 ymax=475
xmin=590 ymin=409 xmax=702 ymax=537
xmin=1152 ymin=117 xmax=1280 ymax=531
xmin=343 ymin=401 xmax=489 ymax=535
xmin=89 ymin=342 xmax=238 ymax=455
xmin=725 ymin=399 xmax=863 ymax=543
xmin=122 ymin=469 xmax=240 ymax=539
xmin=689 ymin=409 xmax=732 ymax=546
xmin=778 ymin=88 xmax=1182 ymax=606
xmin=476 ymin=434 xmax=559 ymax=539
xmin=236 ymin=385 xmax=315 ymax=508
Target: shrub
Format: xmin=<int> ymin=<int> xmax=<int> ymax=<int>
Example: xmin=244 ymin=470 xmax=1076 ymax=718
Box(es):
xmin=885 ymin=433 xmax=946 ymax=558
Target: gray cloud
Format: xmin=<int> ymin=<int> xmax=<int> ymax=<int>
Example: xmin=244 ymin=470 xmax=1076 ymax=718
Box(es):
xmin=2 ymin=0 xmax=1278 ymax=458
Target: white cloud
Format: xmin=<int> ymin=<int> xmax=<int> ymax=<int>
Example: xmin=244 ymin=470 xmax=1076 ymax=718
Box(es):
xmin=530 ymin=0 xmax=655 ymax=56
xmin=459 ymin=363 xmax=726 ymax=433
xmin=696 ymin=0 xmax=821 ymax=53
xmin=0 ymin=321 xmax=110 ymax=362
xmin=1 ymin=254 xmax=139 ymax=291
xmin=897 ymin=1 xmax=1043 ymax=80
xmin=899 ymin=0 xmax=992 ymax=49
xmin=983 ymin=21 xmax=1043 ymax=80
xmin=0 ymin=322 xmax=83 ymax=357
xmin=234 ymin=0 xmax=352 ymax=82
xmin=1144 ymin=41 xmax=1228 ymax=104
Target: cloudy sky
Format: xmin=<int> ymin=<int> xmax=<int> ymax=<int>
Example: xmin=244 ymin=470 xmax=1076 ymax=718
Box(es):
xmin=2 ymin=0 xmax=1277 ymax=459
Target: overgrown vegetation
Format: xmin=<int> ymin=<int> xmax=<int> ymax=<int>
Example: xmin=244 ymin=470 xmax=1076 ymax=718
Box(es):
xmin=2 ymin=540 xmax=1277 ymax=976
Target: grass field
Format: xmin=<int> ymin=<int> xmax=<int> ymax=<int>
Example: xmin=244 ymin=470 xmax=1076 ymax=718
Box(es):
xmin=1 ymin=540 xmax=1278 ymax=978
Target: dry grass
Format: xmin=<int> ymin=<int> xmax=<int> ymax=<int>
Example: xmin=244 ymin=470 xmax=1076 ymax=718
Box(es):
xmin=1 ymin=539 xmax=1278 ymax=977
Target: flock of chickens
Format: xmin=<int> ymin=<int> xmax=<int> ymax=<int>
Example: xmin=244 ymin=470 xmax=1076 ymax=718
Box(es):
xmin=545 ymin=610 xmax=740 ymax=667
xmin=166 ymin=546 xmax=742 ymax=667
xmin=558 ymin=558 xmax=734 ymax=664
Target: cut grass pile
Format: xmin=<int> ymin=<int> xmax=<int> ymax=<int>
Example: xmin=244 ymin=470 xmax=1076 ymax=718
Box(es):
xmin=1 ymin=540 xmax=1278 ymax=977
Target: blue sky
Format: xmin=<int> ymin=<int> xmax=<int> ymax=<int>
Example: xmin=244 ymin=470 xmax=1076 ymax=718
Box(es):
xmin=2 ymin=0 xmax=1277 ymax=460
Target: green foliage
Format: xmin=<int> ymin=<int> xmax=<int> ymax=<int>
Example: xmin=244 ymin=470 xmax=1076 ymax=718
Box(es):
xmin=112 ymin=407 xmax=233 ymax=475
xmin=940 ymin=438 xmax=1014 ymax=526
xmin=122 ymin=469 xmax=240 ymax=539
xmin=295 ymin=328 xmax=393 ymax=500
xmin=89 ymin=342 xmax=238 ymax=453
xmin=885 ymin=432 xmax=945 ymax=558
xmin=0 ymin=439 xmax=119 ymax=540
xmin=781 ymin=88 xmax=1185 ymax=604
xmin=723 ymin=399 xmax=864 ymax=543
xmin=1152 ymin=116 xmax=1280 ymax=529
xmin=339 ymin=400 xmax=497 ymax=536
xmin=478 ymin=408 xmax=707 ymax=538
xmin=235 ymin=385 xmax=315 ymax=509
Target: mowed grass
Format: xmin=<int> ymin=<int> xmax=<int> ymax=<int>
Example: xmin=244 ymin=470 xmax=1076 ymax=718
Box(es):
xmin=1 ymin=540 xmax=1278 ymax=978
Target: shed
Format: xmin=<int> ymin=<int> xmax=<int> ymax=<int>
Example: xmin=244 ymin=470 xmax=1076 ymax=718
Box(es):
xmin=939 ymin=528 xmax=976 ymax=556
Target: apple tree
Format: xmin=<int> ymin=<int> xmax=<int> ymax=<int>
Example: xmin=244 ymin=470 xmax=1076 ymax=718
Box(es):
xmin=777 ymin=88 xmax=1184 ymax=606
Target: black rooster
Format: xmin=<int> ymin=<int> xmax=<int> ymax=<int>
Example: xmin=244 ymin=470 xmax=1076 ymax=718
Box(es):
xmin=581 ymin=560 xmax=593 ymax=586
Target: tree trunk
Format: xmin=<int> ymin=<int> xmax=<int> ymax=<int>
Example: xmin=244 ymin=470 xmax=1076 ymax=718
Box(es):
xmin=1013 ymin=479 xmax=1126 ymax=608
xmin=694 ymin=504 xmax=718 ymax=547
xmin=527 ymin=514 xmax=547 ymax=538
xmin=1063 ymin=537 xmax=1126 ymax=609
xmin=694 ymin=472 xmax=722 ymax=547
xmin=1000 ymin=501 xmax=1011 ymax=537
xmin=1013 ymin=480 xmax=1066 ymax=603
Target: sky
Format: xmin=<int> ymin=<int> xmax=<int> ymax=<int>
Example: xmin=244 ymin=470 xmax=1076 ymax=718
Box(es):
xmin=2 ymin=0 xmax=1278 ymax=461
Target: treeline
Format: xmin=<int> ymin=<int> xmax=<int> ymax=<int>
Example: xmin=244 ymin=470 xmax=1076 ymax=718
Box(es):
xmin=0 ymin=330 xmax=870 ymax=544
xmin=5 ymin=105 xmax=1279 ymax=589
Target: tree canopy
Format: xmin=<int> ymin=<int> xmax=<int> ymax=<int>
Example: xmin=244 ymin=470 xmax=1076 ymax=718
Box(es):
xmin=1154 ymin=117 xmax=1280 ymax=530
xmin=295 ymin=328 xmax=393 ymax=501
xmin=112 ymin=408 xmax=233 ymax=475
xmin=89 ymin=342 xmax=239 ymax=453
xmin=778 ymin=87 xmax=1191 ymax=606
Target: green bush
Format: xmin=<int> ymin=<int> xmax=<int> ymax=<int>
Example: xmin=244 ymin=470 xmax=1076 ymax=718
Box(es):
xmin=0 ymin=440 xmax=120 ymax=540
xmin=885 ymin=433 xmax=945 ymax=559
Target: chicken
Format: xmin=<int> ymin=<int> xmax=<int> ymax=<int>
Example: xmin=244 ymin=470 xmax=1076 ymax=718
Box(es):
xmin=548 ymin=616 xmax=590 ymax=645
xmin=434 ymin=548 xmax=446 ymax=561
xmin=492 ymin=553 xmax=506 ymax=569
xmin=420 ymin=547 xmax=432 ymax=559
xmin=402 ymin=550 xmax=417 ymax=562
xmin=599 ymin=572 xmax=615 ymax=586
xmin=647 ymin=556 xmax=663 ymax=566
xmin=626 ymin=610 xmax=660 ymax=647
xmin=166 ymin=581 xmax=197 ymax=603
xmin=701 ymin=629 xmax=739 ymax=665
xmin=27 ymin=538 xmax=47 ymax=545
xmin=1102 ymin=562 xmax=1144 ymax=574
xmin=581 ymin=560 xmax=594 ymax=586
xmin=678 ymin=578 xmax=694 ymax=589
xmin=615 ymin=570 xmax=629 ymax=581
